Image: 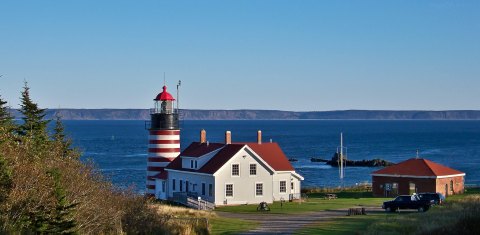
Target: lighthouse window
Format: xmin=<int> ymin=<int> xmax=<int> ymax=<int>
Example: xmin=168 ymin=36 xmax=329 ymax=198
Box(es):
xmin=232 ymin=164 xmax=239 ymax=176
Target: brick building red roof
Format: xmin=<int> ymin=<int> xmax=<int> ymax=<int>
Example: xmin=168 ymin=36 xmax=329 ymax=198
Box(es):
xmin=165 ymin=142 xmax=295 ymax=174
xmin=372 ymin=158 xmax=465 ymax=177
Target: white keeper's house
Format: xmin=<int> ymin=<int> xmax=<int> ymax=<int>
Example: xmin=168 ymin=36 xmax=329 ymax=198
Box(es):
xmin=146 ymin=83 xmax=303 ymax=207
xmin=154 ymin=130 xmax=304 ymax=206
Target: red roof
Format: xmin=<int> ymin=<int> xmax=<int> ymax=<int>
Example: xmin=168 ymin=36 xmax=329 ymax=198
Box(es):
xmin=154 ymin=86 xmax=175 ymax=101
xmin=166 ymin=142 xmax=295 ymax=174
xmin=181 ymin=142 xmax=225 ymax=157
xmin=372 ymin=158 xmax=465 ymax=177
xmin=153 ymin=171 xmax=168 ymax=180
xmin=246 ymin=143 xmax=294 ymax=171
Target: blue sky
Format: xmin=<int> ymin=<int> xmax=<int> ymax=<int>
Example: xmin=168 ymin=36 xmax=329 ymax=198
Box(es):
xmin=0 ymin=1 xmax=479 ymax=111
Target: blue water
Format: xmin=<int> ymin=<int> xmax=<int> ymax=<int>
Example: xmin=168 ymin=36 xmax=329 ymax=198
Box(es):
xmin=62 ymin=120 xmax=480 ymax=193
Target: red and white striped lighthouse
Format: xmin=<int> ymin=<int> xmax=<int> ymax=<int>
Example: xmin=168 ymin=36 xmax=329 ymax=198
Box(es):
xmin=146 ymin=85 xmax=180 ymax=197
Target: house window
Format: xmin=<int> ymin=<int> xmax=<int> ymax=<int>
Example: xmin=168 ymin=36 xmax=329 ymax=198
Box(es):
xmin=202 ymin=183 xmax=206 ymax=196
xmin=162 ymin=181 xmax=166 ymax=192
xmin=190 ymin=160 xmax=194 ymax=168
xmin=209 ymin=184 xmax=213 ymax=197
xmin=226 ymin=184 xmax=233 ymax=197
xmin=186 ymin=180 xmax=189 ymax=192
xmin=195 ymin=161 xmax=198 ymax=169
xmin=280 ymin=181 xmax=286 ymax=193
xmin=450 ymin=180 xmax=454 ymax=193
xmin=172 ymin=179 xmax=176 ymax=191
xmin=256 ymin=183 xmax=263 ymax=196
xmin=180 ymin=180 xmax=183 ymax=192
xmin=232 ymin=164 xmax=239 ymax=176
xmin=291 ymin=182 xmax=294 ymax=191
xmin=250 ymin=164 xmax=257 ymax=175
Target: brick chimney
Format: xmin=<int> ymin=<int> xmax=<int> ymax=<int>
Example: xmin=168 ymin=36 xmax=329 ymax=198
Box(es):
xmin=257 ymin=130 xmax=262 ymax=144
xmin=225 ymin=131 xmax=231 ymax=144
xmin=200 ymin=129 xmax=207 ymax=143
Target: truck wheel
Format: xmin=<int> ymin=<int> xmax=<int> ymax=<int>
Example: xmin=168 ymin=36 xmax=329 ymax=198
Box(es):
xmin=385 ymin=207 xmax=391 ymax=212
xmin=418 ymin=207 xmax=425 ymax=212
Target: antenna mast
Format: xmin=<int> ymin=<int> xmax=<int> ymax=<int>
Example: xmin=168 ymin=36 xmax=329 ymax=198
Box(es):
xmin=340 ymin=132 xmax=344 ymax=180
xmin=176 ymin=80 xmax=181 ymax=114
xmin=337 ymin=132 xmax=347 ymax=182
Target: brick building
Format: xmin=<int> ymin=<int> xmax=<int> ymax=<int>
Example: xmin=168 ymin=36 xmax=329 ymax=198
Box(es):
xmin=371 ymin=158 xmax=465 ymax=197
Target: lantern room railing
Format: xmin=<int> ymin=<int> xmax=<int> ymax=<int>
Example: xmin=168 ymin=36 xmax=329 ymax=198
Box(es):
xmin=150 ymin=107 xmax=178 ymax=114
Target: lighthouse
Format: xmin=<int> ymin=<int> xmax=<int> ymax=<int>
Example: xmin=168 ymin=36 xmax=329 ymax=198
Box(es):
xmin=146 ymin=84 xmax=180 ymax=197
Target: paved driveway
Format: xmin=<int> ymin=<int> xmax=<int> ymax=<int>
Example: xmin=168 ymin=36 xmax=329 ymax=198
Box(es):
xmin=216 ymin=206 xmax=383 ymax=234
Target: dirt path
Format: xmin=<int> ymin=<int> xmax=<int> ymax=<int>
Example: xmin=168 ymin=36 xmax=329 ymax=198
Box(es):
xmin=216 ymin=206 xmax=383 ymax=234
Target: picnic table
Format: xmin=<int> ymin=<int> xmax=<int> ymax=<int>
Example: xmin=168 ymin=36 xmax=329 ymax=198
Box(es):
xmin=325 ymin=193 xmax=337 ymax=200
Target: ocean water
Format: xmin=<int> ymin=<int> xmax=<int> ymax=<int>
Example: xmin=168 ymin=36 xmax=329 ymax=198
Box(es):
xmin=62 ymin=120 xmax=480 ymax=193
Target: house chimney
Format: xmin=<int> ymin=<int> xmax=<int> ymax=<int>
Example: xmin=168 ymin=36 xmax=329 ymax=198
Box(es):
xmin=257 ymin=130 xmax=262 ymax=144
xmin=200 ymin=129 xmax=207 ymax=143
xmin=225 ymin=131 xmax=231 ymax=144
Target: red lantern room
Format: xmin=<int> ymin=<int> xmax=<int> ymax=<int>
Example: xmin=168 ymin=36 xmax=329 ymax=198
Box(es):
xmin=153 ymin=85 xmax=176 ymax=114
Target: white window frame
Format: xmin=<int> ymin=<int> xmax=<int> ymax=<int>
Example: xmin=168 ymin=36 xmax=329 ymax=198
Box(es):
xmin=249 ymin=163 xmax=257 ymax=176
xmin=255 ymin=182 xmax=263 ymax=197
xmin=280 ymin=180 xmax=286 ymax=193
xmin=231 ymin=163 xmax=240 ymax=177
xmin=225 ymin=183 xmax=234 ymax=198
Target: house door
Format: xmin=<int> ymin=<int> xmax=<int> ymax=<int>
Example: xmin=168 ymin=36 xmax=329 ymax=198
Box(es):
xmin=157 ymin=180 xmax=167 ymax=200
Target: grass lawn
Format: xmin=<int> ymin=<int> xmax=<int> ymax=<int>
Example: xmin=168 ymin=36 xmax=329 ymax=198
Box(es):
xmin=209 ymin=217 xmax=259 ymax=235
xmin=295 ymin=213 xmax=391 ymax=235
xmin=215 ymin=192 xmax=387 ymax=214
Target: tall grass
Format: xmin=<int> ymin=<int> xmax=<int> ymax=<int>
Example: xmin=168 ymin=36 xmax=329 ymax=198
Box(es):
xmin=364 ymin=195 xmax=480 ymax=235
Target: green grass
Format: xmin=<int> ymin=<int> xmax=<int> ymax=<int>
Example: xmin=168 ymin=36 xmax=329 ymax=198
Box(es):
xmin=215 ymin=197 xmax=387 ymax=214
xmin=295 ymin=213 xmax=389 ymax=235
xmin=209 ymin=217 xmax=258 ymax=235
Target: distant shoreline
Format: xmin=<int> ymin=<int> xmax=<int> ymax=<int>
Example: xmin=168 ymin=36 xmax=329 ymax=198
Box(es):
xmin=10 ymin=109 xmax=480 ymax=120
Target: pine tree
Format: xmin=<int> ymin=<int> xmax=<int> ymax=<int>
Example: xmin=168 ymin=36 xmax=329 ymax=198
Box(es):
xmin=0 ymin=94 xmax=15 ymax=136
xmin=18 ymin=81 xmax=50 ymax=145
xmin=53 ymin=114 xmax=76 ymax=159
xmin=45 ymin=169 xmax=77 ymax=234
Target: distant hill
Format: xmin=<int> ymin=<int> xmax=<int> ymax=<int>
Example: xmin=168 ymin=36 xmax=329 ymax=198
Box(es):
xmin=9 ymin=109 xmax=480 ymax=120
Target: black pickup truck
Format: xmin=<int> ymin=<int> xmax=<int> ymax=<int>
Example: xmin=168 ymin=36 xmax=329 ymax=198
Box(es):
xmin=382 ymin=195 xmax=431 ymax=212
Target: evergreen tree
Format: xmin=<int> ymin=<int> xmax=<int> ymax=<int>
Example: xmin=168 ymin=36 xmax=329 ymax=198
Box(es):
xmin=53 ymin=113 xmax=76 ymax=159
xmin=0 ymin=94 xmax=15 ymax=136
xmin=18 ymin=81 xmax=50 ymax=150
xmin=45 ymin=169 xmax=77 ymax=234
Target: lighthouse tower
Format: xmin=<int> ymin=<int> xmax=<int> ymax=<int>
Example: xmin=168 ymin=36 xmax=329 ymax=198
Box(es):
xmin=146 ymin=85 xmax=180 ymax=197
